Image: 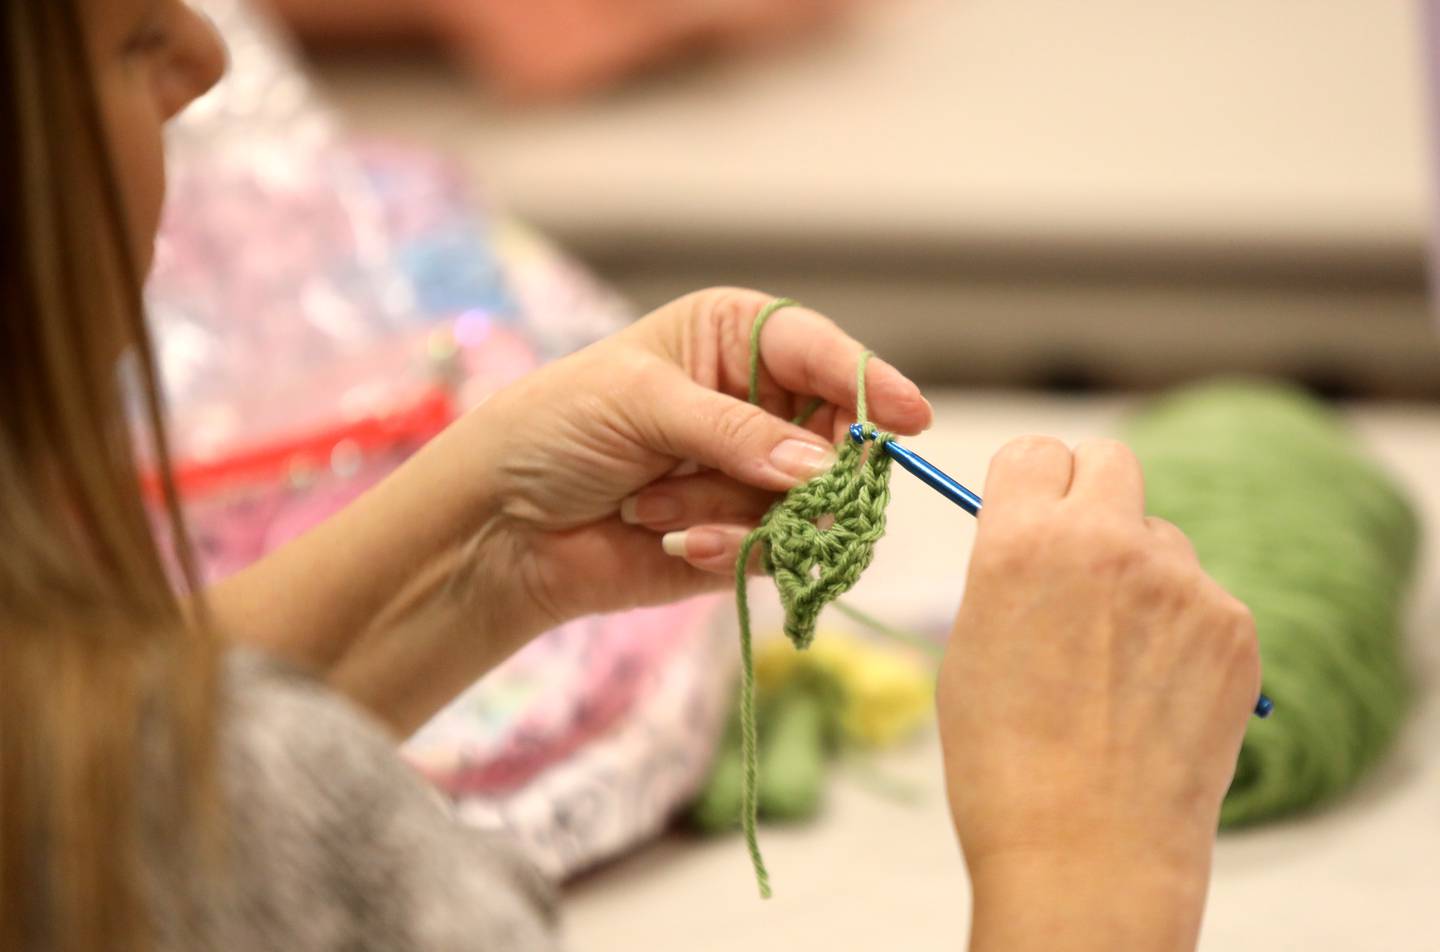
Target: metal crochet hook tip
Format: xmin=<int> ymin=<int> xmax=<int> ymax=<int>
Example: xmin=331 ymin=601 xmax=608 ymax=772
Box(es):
xmin=846 ymin=423 xmax=1274 ymax=720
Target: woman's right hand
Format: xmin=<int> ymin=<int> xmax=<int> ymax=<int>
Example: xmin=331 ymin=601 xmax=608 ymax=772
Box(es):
xmin=938 ymin=436 xmax=1261 ymax=952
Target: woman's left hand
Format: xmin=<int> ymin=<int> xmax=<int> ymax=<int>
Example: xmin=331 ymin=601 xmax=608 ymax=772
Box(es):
xmin=455 ymin=287 xmax=932 ymax=632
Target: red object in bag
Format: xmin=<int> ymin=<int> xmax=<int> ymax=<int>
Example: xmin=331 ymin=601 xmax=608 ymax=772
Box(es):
xmin=145 ymin=386 xmax=454 ymax=501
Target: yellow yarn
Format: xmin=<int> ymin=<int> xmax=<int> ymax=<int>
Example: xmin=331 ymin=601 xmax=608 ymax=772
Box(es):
xmin=755 ymin=633 xmax=933 ymax=747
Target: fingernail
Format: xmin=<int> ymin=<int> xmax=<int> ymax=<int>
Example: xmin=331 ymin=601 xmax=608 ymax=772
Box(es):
xmin=921 ymin=395 xmax=935 ymax=430
xmin=661 ymin=528 xmax=730 ymax=561
xmin=620 ymin=494 xmax=680 ymax=525
xmin=661 ymin=531 xmax=689 ymax=557
xmin=769 ymin=439 xmax=836 ymax=482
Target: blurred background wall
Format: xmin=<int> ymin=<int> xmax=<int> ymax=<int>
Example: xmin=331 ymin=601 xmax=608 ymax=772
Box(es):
xmin=268 ymin=0 xmax=1440 ymax=397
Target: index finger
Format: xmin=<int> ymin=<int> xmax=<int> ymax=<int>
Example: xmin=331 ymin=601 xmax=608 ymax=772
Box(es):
xmin=754 ymin=302 xmax=933 ymax=436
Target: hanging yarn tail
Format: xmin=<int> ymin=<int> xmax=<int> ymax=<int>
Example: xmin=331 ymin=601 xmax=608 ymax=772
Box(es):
xmin=1126 ymin=380 xmax=1420 ymax=825
xmin=733 ymin=298 xmax=895 ymax=897
xmin=734 ymin=526 xmax=771 ymax=895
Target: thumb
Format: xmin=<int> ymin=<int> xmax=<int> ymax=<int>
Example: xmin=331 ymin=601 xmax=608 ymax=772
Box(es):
xmin=641 ymin=373 xmax=838 ymax=492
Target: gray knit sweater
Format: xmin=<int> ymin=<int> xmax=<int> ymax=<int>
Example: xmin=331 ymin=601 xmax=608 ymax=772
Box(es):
xmin=144 ymin=652 xmax=561 ymax=951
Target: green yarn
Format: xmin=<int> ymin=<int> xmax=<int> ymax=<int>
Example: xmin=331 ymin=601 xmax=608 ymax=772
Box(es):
xmin=734 ymin=298 xmax=894 ymax=897
xmin=1125 ymin=380 xmax=1421 ymax=826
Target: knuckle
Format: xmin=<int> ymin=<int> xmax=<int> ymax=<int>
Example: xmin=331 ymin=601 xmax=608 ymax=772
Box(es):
xmin=798 ymin=329 xmax=832 ymax=386
xmin=998 ymin=434 xmax=1069 ymax=462
xmin=1197 ymin=586 xmax=1259 ymax=664
xmin=698 ymin=286 xmax=768 ymax=329
xmin=1116 ymin=548 xmax=1167 ymax=595
xmin=1147 ymin=516 xmax=1199 ymax=556
xmin=1232 ymin=625 xmax=1261 ymax=664
xmin=800 ymin=316 xmax=841 ymax=371
xmin=1082 ymin=519 xmax=1146 ymax=568
xmin=627 ymin=357 xmax=680 ymax=410
xmin=1145 ymin=515 xmax=1178 ymax=535
xmin=1109 ymin=536 xmax=1192 ymax=602
xmin=1220 ymin=594 xmax=1257 ymax=633
xmin=713 ymin=400 xmax=767 ymax=447
xmin=633 ymin=353 xmax=669 ymax=387
xmin=605 ymin=344 xmax=659 ymax=384
xmin=1077 ymin=437 xmax=1136 ymax=463
xmin=1225 ymin=615 xmax=1261 ymax=672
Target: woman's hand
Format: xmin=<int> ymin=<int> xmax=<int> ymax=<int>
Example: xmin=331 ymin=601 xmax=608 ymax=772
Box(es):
xmin=457 ymin=287 xmax=933 ymax=633
xmin=939 ymin=437 xmax=1261 ymax=952
xmin=213 ymin=287 xmax=926 ymax=735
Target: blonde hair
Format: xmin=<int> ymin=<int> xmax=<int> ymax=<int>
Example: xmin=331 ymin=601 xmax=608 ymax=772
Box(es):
xmin=0 ymin=1 xmax=219 ymax=949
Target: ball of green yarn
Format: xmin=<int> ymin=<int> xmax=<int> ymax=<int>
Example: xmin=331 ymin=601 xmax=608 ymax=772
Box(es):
xmin=1124 ymin=380 xmax=1421 ymax=826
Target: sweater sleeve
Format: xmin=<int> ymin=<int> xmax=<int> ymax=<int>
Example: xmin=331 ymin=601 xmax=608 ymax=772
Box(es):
xmin=204 ymin=652 xmax=562 ymax=952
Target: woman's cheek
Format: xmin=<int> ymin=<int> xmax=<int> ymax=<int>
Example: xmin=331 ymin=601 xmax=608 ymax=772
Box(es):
xmin=96 ymin=79 xmax=168 ymax=273
xmin=122 ymin=106 xmax=166 ymax=272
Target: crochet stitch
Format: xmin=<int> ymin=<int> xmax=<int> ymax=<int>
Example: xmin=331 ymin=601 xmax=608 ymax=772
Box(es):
xmin=733 ymin=298 xmax=894 ymax=897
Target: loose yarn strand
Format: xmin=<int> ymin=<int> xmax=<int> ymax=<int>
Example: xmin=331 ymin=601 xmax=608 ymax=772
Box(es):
xmin=735 ymin=299 xmax=894 ymax=897
xmin=734 ymin=527 xmax=769 ymax=894
xmin=854 ymin=349 xmax=869 ymax=429
xmin=830 ymin=599 xmax=944 ymax=662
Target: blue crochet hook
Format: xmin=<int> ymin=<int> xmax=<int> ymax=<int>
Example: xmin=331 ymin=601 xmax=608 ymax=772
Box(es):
xmin=849 ymin=423 xmax=982 ymax=515
xmin=847 ymin=423 xmax=1273 ymax=719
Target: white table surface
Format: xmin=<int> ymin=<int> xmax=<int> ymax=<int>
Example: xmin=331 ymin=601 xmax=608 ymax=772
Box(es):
xmin=562 ymin=391 xmax=1440 ymax=951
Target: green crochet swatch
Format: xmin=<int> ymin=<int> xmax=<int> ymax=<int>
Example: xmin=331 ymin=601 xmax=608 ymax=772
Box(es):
xmin=734 ymin=299 xmax=894 ymax=898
